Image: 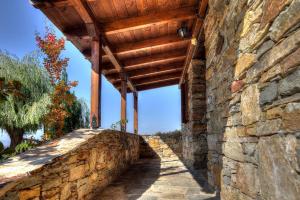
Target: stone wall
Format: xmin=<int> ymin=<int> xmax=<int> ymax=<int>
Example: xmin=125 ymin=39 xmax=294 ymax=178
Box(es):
xmin=182 ymin=60 xmax=208 ymax=169
xmin=0 ymin=129 xmax=139 ymax=200
xmin=204 ymin=0 xmax=300 ymax=199
xmin=140 ymin=133 xmax=182 ymax=159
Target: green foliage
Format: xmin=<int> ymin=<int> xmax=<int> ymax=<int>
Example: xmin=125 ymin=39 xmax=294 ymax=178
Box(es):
xmin=79 ymin=99 xmax=90 ymax=128
xmin=64 ymin=97 xmax=90 ymax=132
xmin=0 ymin=146 xmax=17 ymax=162
xmin=0 ymin=141 xmax=4 ymax=153
xmin=110 ymin=119 xmax=128 ymax=131
xmin=91 ymin=115 xmax=98 ymax=129
xmin=0 ymin=51 xmax=51 ymax=132
xmin=0 ymin=78 xmax=23 ymax=104
xmin=15 ymin=140 xmax=35 ymax=154
xmin=154 ymin=130 xmax=181 ymax=136
xmin=60 ymin=67 xmax=89 ymax=133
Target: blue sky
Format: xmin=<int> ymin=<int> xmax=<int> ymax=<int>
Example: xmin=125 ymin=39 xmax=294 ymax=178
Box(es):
xmin=0 ymin=0 xmax=181 ymax=138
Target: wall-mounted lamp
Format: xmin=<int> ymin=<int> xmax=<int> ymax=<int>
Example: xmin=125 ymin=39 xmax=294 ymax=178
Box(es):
xmin=177 ymin=22 xmax=190 ymax=39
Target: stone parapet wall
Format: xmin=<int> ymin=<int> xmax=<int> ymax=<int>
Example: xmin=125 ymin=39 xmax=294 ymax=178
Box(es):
xmin=182 ymin=60 xmax=208 ymax=169
xmin=0 ymin=129 xmax=139 ymax=200
xmin=140 ymin=133 xmax=182 ymax=159
xmin=204 ymin=0 xmax=300 ymax=199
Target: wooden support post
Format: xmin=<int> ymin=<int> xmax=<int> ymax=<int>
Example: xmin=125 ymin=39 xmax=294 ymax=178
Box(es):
xmin=121 ymin=74 xmax=127 ymax=132
xmin=90 ymin=38 xmax=102 ymax=128
xmin=181 ymin=82 xmax=187 ymax=124
xmin=133 ymin=92 xmax=138 ymax=134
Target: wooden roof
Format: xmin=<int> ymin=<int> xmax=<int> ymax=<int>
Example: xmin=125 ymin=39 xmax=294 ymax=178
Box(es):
xmin=31 ymin=0 xmax=207 ymax=92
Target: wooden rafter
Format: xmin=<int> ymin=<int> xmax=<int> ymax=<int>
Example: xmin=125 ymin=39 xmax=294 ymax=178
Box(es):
xmin=70 ymin=0 xmax=92 ymax=23
xmin=179 ymin=0 xmax=208 ymax=86
xmin=102 ymin=42 xmax=136 ymax=92
xmin=82 ymin=35 xmax=189 ymax=62
xmin=30 ymin=0 xmax=71 ymax=8
xmin=103 ymin=7 xmax=196 ymax=35
xmin=69 ymin=0 xmax=136 ymax=93
xmin=131 ymin=68 xmax=182 ymax=80
xmin=108 ymin=62 xmax=183 ymax=82
xmin=103 ymin=50 xmax=186 ymax=75
xmin=117 ymin=75 xmax=180 ymax=88
xmin=113 ymin=35 xmax=190 ymax=56
xmin=32 ymin=0 xmax=206 ymax=92
xmin=69 ymin=0 xmax=99 ymax=38
xmin=132 ymin=72 xmax=181 ymax=86
xmin=135 ymin=79 xmax=179 ymax=91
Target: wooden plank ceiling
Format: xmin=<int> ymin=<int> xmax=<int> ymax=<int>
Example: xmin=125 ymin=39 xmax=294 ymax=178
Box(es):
xmin=32 ymin=0 xmax=207 ymax=92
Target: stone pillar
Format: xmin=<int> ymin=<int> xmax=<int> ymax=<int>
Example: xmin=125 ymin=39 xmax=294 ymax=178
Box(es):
xmin=182 ymin=59 xmax=207 ymax=169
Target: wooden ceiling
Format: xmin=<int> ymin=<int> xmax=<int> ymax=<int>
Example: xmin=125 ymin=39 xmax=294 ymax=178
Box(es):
xmin=31 ymin=0 xmax=207 ymax=92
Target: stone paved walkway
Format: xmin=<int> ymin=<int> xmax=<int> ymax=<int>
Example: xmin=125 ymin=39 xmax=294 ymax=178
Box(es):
xmin=93 ymin=157 xmax=219 ymax=200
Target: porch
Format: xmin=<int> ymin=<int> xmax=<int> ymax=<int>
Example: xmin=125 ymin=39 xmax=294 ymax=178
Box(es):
xmin=1 ymin=0 xmax=299 ymax=199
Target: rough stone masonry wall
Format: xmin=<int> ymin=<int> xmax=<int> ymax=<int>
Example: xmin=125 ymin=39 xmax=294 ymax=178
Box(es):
xmin=0 ymin=129 xmax=139 ymax=200
xmin=182 ymin=60 xmax=208 ymax=169
xmin=140 ymin=133 xmax=182 ymax=159
xmin=204 ymin=0 xmax=300 ymax=199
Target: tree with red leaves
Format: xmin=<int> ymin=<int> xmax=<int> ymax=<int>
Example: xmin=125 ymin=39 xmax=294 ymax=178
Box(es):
xmin=36 ymin=29 xmax=78 ymax=139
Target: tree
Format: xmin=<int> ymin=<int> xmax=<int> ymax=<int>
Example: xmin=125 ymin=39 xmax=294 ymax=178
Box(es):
xmin=0 ymin=78 xmax=23 ymax=104
xmin=60 ymin=68 xmax=90 ymax=132
xmin=63 ymin=97 xmax=90 ymax=132
xmin=0 ymin=52 xmax=51 ymax=148
xmin=78 ymin=98 xmax=90 ymax=128
xmin=36 ymin=29 xmax=77 ymax=139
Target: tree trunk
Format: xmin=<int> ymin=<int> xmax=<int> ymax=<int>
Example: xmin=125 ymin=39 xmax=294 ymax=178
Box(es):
xmin=5 ymin=127 xmax=24 ymax=149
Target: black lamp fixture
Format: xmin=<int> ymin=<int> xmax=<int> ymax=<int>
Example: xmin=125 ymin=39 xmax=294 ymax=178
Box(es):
xmin=177 ymin=22 xmax=190 ymax=39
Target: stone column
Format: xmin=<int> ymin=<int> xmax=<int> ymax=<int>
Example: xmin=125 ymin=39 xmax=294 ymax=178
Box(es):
xmin=182 ymin=59 xmax=207 ymax=169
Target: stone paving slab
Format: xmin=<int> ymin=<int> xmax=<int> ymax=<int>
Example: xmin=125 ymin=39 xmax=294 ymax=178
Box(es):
xmin=94 ymin=157 xmax=219 ymax=200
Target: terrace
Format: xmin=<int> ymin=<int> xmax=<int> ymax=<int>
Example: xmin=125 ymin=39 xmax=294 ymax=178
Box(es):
xmin=0 ymin=0 xmax=299 ymax=199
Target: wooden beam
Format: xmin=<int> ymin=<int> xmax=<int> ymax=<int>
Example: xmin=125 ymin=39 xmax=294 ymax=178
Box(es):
xmin=136 ymin=79 xmax=179 ymax=91
xmin=112 ymin=68 xmax=182 ymax=84
xmin=106 ymin=61 xmax=184 ymax=80
xmin=85 ymin=35 xmax=189 ymax=62
xmin=102 ymin=41 xmax=136 ymax=93
xmin=107 ymin=63 xmax=183 ymax=84
xmin=103 ymin=50 xmax=186 ymax=75
xmin=103 ymin=7 xmax=196 ymax=35
xmin=133 ymin=92 xmax=138 ymax=134
xmin=132 ymin=68 xmax=183 ymax=80
xmin=81 ymin=35 xmax=188 ymax=62
xmin=64 ymin=26 xmax=90 ymax=40
xmin=69 ymin=0 xmax=92 ymax=23
xmin=30 ymin=0 xmax=71 ymax=8
xmin=133 ymin=72 xmax=181 ymax=86
xmin=114 ymin=35 xmax=190 ymax=56
xmin=68 ymin=0 xmax=136 ymax=94
xmin=69 ymin=0 xmax=99 ymax=38
xmin=179 ymin=0 xmax=208 ymax=86
xmin=121 ymin=75 xmax=127 ymax=132
xmin=90 ymin=39 xmax=101 ymax=128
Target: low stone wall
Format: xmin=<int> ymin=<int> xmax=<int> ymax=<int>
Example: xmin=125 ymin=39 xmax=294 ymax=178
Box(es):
xmin=140 ymin=133 xmax=182 ymax=159
xmin=0 ymin=129 xmax=139 ymax=200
